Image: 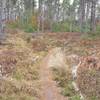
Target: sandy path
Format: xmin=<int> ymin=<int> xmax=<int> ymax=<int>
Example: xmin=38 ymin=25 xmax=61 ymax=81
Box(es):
xmin=39 ymin=50 xmax=67 ymax=100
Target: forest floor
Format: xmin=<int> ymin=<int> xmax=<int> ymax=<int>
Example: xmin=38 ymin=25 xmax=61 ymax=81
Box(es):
xmin=39 ymin=47 xmax=67 ymax=100
xmin=0 ymin=30 xmax=100 ymax=100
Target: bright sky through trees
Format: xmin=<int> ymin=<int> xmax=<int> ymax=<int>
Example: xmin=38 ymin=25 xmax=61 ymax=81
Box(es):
xmin=36 ymin=0 xmax=74 ymax=8
xmin=60 ymin=0 xmax=74 ymax=4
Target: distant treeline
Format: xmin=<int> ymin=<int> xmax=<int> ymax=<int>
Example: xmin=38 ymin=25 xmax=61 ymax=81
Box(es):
xmin=0 ymin=0 xmax=100 ymax=33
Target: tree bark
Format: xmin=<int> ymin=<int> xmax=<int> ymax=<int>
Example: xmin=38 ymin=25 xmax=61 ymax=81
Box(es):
xmin=79 ymin=0 xmax=86 ymax=32
xmin=90 ymin=0 xmax=97 ymax=32
xmin=0 ymin=0 xmax=6 ymax=41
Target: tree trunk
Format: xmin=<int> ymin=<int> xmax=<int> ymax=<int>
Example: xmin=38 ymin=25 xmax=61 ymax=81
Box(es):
xmin=0 ymin=0 xmax=2 ymax=34
xmin=79 ymin=0 xmax=86 ymax=32
xmin=90 ymin=0 xmax=96 ymax=32
xmin=38 ymin=0 xmax=41 ymax=32
xmin=0 ymin=0 xmax=6 ymax=41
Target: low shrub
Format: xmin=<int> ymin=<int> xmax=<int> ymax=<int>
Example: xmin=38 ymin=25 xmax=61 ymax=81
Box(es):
xmin=51 ymin=67 xmax=80 ymax=99
xmin=52 ymin=22 xmax=71 ymax=32
xmin=0 ymin=79 xmax=39 ymax=100
xmin=6 ymin=15 xmax=38 ymax=33
xmin=70 ymin=95 xmax=81 ymax=100
xmin=77 ymin=57 xmax=100 ymax=100
xmin=96 ymin=25 xmax=100 ymax=33
xmin=51 ymin=67 xmax=71 ymax=87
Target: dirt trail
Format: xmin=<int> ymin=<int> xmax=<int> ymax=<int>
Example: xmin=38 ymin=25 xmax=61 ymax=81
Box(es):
xmin=40 ymin=49 xmax=67 ymax=100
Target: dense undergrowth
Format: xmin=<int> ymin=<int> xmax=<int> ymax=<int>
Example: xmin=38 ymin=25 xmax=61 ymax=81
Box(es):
xmin=47 ymin=32 xmax=100 ymax=100
xmin=6 ymin=18 xmax=100 ymax=34
xmin=0 ymin=30 xmax=100 ymax=100
xmin=0 ymin=31 xmax=43 ymax=100
xmin=6 ymin=15 xmax=38 ymax=33
xmin=51 ymin=67 xmax=81 ymax=100
xmin=77 ymin=57 xmax=100 ymax=100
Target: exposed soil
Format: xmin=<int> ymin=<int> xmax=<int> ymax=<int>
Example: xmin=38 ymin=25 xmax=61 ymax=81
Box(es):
xmin=40 ymin=49 xmax=67 ymax=100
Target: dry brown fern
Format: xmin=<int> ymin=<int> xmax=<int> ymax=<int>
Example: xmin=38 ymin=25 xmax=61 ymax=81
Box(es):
xmin=77 ymin=56 xmax=100 ymax=100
